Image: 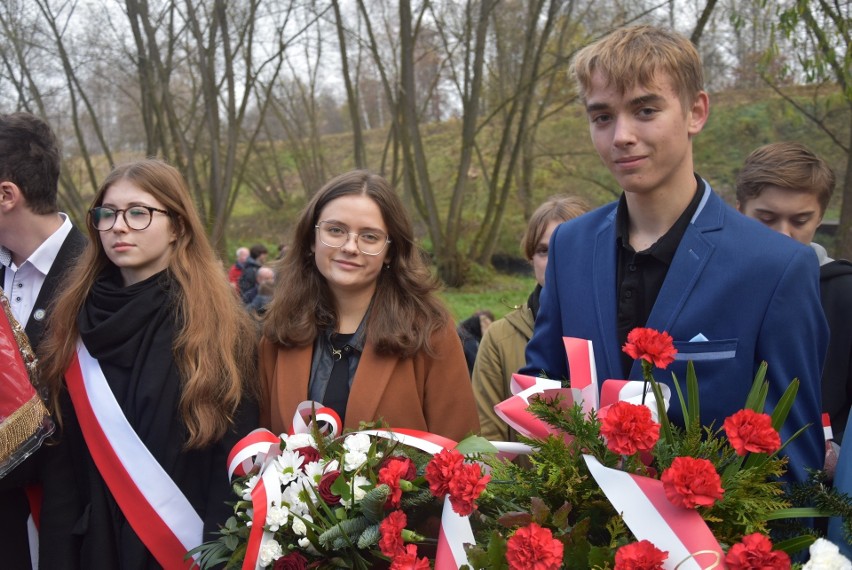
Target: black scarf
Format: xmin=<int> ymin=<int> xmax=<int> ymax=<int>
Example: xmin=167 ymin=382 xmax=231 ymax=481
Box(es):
xmin=528 ymin=284 xmax=542 ymax=320
xmin=74 ymin=267 xmax=187 ymax=570
xmin=77 ymin=267 xmax=184 ymax=460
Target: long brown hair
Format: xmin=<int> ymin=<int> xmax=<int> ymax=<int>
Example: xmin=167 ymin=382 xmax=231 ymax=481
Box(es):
xmin=39 ymin=159 xmax=257 ymax=449
xmin=263 ymin=170 xmax=449 ymax=358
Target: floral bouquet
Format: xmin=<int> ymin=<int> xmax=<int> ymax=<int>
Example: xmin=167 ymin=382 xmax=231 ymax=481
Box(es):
xmin=464 ymin=328 xmax=852 ymax=570
xmin=190 ymin=408 xmax=492 ymax=570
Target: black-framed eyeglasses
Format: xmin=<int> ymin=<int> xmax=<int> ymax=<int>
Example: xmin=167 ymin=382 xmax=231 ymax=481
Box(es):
xmin=89 ymin=206 xmax=170 ymax=232
xmin=315 ymin=220 xmax=391 ymax=256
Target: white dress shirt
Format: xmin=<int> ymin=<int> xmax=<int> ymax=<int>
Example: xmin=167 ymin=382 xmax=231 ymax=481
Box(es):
xmin=0 ymin=213 xmax=73 ymax=328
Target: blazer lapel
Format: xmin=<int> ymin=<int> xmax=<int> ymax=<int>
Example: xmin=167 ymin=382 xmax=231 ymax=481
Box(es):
xmin=644 ymin=187 xmax=722 ymax=356
xmin=26 ymin=226 xmax=86 ymax=351
xmin=592 ymin=209 xmax=625 ymax=380
xmin=345 ymin=342 xmax=397 ymax=429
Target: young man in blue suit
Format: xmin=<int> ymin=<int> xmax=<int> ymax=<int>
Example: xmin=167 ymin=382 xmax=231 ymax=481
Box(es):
xmin=521 ymin=25 xmax=828 ymax=483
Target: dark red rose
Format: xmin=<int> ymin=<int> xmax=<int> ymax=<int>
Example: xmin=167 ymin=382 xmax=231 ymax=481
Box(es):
xmin=614 ymin=540 xmax=668 ymax=570
xmin=447 ymin=462 xmax=490 ymax=516
xmin=379 ymin=510 xmax=407 ymax=557
xmin=425 ymin=448 xmax=465 ymax=498
xmin=293 ymin=446 xmax=320 ymax=467
xmin=724 ymin=409 xmax=782 ymax=456
xmin=724 ymin=533 xmax=791 ymax=569
xmin=505 ymin=522 xmax=564 ymax=570
xmin=660 ymin=456 xmax=724 ymax=509
xmin=622 ymin=328 xmax=677 ymax=369
xmin=317 ymin=470 xmax=341 ymax=506
xmin=600 ymin=401 xmax=661 ymax=455
xmin=273 ymin=551 xmax=308 ymax=570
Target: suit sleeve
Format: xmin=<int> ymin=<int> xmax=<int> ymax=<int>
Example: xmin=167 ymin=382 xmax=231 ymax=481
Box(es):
xmin=520 ymin=224 xmax=570 ymax=381
xmin=758 ymin=246 xmax=828 ymax=483
xmin=421 ymin=322 xmax=480 ymax=441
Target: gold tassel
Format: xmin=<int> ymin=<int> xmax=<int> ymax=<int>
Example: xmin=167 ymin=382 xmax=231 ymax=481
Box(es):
xmin=0 ymin=395 xmax=49 ymax=463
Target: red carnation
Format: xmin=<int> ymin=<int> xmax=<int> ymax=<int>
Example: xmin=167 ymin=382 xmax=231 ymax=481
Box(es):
xmin=615 ymin=540 xmax=668 ymax=570
xmin=390 ymin=544 xmax=430 ymax=570
xmin=293 ymin=446 xmax=320 ymax=467
xmin=600 ymin=401 xmax=661 ymax=455
xmin=273 ymin=552 xmax=308 ymax=570
xmin=724 ymin=533 xmax=791 ymax=570
xmin=379 ymin=457 xmax=416 ymax=508
xmin=622 ymin=328 xmax=677 ymax=369
xmin=660 ymin=456 xmax=724 ymax=509
xmin=382 ymin=456 xmax=417 ymax=481
xmin=447 ymin=462 xmax=490 ymax=516
xmin=724 ymin=410 xmax=782 ymax=456
xmin=425 ymin=448 xmax=465 ymax=498
xmin=505 ymin=522 xmax=564 ymax=570
xmin=379 ymin=510 xmax=407 ymax=557
xmin=318 ymin=470 xmax=341 ymax=506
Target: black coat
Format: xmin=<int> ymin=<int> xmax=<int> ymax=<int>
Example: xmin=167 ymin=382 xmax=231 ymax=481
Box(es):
xmin=0 ymin=226 xmax=86 ymax=570
xmin=820 ymin=259 xmax=852 ymax=444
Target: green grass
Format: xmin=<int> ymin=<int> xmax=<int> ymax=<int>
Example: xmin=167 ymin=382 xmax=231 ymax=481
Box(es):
xmin=439 ymin=273 xmax=537 ymax=322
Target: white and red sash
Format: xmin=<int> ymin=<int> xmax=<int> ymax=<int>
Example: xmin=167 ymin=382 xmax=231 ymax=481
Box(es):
xmin=65 ymin=339 xmax=202 ymax=570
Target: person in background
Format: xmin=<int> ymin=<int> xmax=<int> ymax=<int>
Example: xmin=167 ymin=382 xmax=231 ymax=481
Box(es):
xmin=238 ymin=243 xmax=268 ymax=298
xmin=259 ymin=170 xmax=478 ymax=441
xmin=243 ymin=265 xmax=275 ymax=305
xmin=457 ymin=309 xmax=494 ymax=376
xmin=0 ymin=112 xmax=87 ymax=570
xmin=473 ymin=195 xmax=589 ymax=442
xmin=36 ymin=158 xmax=258 ymax=569
xmin=521 ymin=25 xmax=827 ymax=484
xmin=228 ymin=246 xmax=250 ymax=292
xmin=736 ymin=142 xmax=852 ymax=447
xmin=245 ymin=266 xmax=276 ymax=311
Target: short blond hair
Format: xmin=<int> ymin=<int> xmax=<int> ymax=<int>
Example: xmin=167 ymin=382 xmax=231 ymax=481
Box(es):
xmin=572 ymin=25 xmax=704 ymax=109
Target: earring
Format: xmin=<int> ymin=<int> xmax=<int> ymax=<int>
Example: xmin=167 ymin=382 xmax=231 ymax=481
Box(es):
xmin=383 ymin=263 xmax=390 ymax=270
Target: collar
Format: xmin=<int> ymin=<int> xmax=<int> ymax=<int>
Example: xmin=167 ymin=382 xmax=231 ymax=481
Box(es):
xmin=0 ymin=213 xmax=73 ymax=274
xmin=616 ymin=175 xmax=705 ymax=261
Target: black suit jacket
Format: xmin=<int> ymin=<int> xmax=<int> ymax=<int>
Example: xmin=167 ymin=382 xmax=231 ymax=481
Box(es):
xmin=0 ymin=225 xmax=86 ymax=570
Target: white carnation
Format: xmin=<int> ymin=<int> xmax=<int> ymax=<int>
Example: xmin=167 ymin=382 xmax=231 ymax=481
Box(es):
xmin=343 ymin=451 xmax=368 ymax=472
xmin=343 ymin=433 xmax=371 ymax=454
xmin=257 ymin=540 xmax=283 ymax=568
xmin=342 ymin=475 xmax=371 ymax=507
xmin=285 ymin=433 xmax=316 ymax=451
xmin=265 ymin=505 xmax=290 ymax=532
xmin=803 ymin=538 xmax=852 ymax=570
xmin=298 ymin=536 xmax=321 ymax=556
xmin=292 ymin=514 xmax=313 ymax=536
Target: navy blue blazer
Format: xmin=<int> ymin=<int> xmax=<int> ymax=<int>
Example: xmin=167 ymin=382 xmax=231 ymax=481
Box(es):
xmin=523 ymin=183 xmax=828 ymax=483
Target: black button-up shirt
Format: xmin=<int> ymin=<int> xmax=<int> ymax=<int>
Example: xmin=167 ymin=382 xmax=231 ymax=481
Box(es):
xmin=615 ymin=176 xmax=705 ymax=376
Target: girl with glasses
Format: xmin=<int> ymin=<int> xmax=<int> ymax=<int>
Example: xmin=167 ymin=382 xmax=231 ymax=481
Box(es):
xmin=260 ymin=170 xmax=479 ymax=441
xmin=37 ymin=159 xmax=258 ymax=569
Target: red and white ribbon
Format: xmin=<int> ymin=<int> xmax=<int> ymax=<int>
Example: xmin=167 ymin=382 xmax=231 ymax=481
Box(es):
xmin=65 ymin=340 xmax=201 ymax=569
xmin=290 ymin=400 xmax=342 ymax=438
xmin=584 ymin=455 xmax=723 ymax=569
xmin=495 ymin=374 xmax=572 ymax=440
xmin=823 ymin=413 xmax=834 ymax=442
xmin=564 ymin=337 xmax=599 ymax=414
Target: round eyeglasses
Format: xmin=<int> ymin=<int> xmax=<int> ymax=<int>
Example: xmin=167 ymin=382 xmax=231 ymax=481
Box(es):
xmin=315 ymin=221 xmax=391 ymax=256
xmin=89 ymin=206 xmax=170 ymax=232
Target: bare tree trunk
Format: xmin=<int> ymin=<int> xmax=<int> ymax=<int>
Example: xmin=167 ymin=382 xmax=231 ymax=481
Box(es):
xmin=332 ymin=0 xmax=367 ymax=169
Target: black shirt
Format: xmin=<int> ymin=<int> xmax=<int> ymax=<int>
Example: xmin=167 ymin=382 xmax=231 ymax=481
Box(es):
xmin=615 ymin=175 xmax=705 ymax=376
